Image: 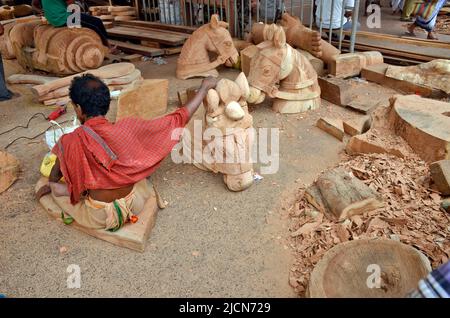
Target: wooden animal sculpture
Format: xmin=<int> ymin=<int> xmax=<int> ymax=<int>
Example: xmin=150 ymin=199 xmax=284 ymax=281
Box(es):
xmin=176 ymin=14 xmax=239 ymax=80
xmin=184 ymin=73 xmax=255 ymax=191
xmin=246 ymin=24 xmax=321 ymax=114
xmin=2 ymin=20 xmax=107 ymax=75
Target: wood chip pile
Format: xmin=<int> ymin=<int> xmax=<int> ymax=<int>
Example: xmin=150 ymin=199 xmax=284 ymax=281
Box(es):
xmin=288 ymin=153 xmax=450 ymax=297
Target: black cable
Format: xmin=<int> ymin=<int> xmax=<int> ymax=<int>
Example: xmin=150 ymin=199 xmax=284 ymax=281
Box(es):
xmin=0 ymin=112 xmax=48 ymax=137
xmin=3 ymin=119 xmax=72 ymax=150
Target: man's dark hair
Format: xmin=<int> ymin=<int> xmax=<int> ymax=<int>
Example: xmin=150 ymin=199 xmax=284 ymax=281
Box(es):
xmin=69 ymin=74 xmax=111 ymax=118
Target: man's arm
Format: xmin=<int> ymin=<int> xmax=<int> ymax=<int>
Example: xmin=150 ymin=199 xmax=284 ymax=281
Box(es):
xmin=184 ymin=77 xmax=218 ymax=119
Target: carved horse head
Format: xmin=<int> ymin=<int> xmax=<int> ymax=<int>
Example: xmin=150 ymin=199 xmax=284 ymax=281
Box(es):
xmin=176 ymin=14 xmax=239 ymax=79
xmin=246 ymin=24 xmax=320 ymax=107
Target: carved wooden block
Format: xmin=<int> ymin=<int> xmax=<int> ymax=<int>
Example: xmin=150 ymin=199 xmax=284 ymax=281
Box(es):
xmin=329 ymin=51 xmax=384 ymax=78
xmin=116 ymin=79 xmax=169 ymax=121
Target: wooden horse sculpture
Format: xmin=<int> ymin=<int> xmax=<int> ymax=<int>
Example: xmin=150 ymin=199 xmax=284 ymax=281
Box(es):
xmin=246 ymin=24 xmax=321 ymax=114
xmin=182 ymin=73 xmax=255 ymax=191
xmin=176 ymin=14 xmax=239 ymax=80
xmin=1 ymin=20 xmax=107 ymax=75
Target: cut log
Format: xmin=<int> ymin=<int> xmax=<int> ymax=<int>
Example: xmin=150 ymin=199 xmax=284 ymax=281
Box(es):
xmin=361 ymin=63 xmax=446 ymax=98
xmin=388 ymin=94 xmax=450 ymax=163
xmin=0 ymin=151 xmax=20 ymax=194
xmin=32 ymin=62 xmax=136 ymax=97
xmin=305 ymin=167 xmax=383 ymax=221
xmin=116 ymin=79 xmax=169 ymax=121
xmin=316 ymin=117 xmax=344 ymax=141
xmin=308 ymin=239 xmax=431 ymax=298
xmin=430 ymin=160 xmax=450 ymax=196
xmin=343 ymin=116 xmax=371 ymax=136
xmin=329 ymin=51 xmax=383 ymax=78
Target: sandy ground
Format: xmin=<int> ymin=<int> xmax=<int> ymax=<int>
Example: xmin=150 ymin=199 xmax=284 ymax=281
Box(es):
xmin=0 ymin=55 xmax=394 ymax=297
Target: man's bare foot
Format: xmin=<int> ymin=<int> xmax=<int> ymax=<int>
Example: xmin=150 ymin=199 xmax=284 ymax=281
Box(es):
xmin=280 ymin=13 xmax=322 ymax=58
xmin=406 ymin=23 xmax=417 ymax=36
xmin=427 ymin=32 xmax=438 ymax=40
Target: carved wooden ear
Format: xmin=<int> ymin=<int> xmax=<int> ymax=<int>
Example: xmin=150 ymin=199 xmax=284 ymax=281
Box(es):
xmin=205 ymin=89 xmax=220 ymax=113
xmin=235 ymin=72 xmax=250 ymax=100
xmin=218 ymin=21 xmax=229 ymax=29
xmin=263 ymin=24 xmax=276 ymax=41
xmin=210 ymin=14 xmax=220 ymax=29
xmin=273 ymin=26 xmax=286 ymax=48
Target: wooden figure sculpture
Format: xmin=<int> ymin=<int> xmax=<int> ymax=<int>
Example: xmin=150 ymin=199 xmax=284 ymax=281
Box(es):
xmin=246 ymin=24 xmax=321 ymax=114
xmin=183 ymin=73 xmax=254 ymax=191
xmin=1 ymin=20 xmax=107 ymax=75
xmin=249 ymin=13 xmax=340 ymax=65
xmin=176 ymin=14 xmax=239 ymax=80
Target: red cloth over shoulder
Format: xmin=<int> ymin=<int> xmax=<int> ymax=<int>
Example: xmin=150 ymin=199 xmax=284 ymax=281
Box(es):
xmin=52 ymin=107 xmax=189 ymax=204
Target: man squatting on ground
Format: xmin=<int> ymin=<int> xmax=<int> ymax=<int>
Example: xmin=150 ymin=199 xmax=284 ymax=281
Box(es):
xmin=36 ymin=74 xmax=218 ymax=231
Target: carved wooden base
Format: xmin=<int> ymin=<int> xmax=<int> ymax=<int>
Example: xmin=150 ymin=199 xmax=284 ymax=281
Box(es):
xmin=272 ymin=97 xmax=321 ymax=114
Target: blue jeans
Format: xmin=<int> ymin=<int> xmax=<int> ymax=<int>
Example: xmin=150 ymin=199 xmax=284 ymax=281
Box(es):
xmin=342 ymin=20 xmax=361 ymax=31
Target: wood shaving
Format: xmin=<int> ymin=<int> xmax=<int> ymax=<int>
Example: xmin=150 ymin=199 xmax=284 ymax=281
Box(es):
xmin=289 ymin=153 xmax=450 ymax=297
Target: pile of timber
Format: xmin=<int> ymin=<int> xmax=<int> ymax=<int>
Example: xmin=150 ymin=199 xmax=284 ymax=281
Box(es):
xmin=106 ymin=20 xmax=196 ymax=56
xmin=90 ymin=5 xmax=137 ymax=22
xmin=332 ymin=31 xmax=450 ymax=64
xmin=7 ymin=63 xmax=142 ymax=106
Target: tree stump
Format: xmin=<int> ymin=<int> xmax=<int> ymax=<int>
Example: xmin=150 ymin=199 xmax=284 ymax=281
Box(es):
xmin=308 ymin=239 xmax=431 ymax=298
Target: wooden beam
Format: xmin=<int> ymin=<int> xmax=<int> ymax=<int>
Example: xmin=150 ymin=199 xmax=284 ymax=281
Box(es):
xmin=115 ymin=20 xmax=197 ymax=34
xmin=109 ymin=39 xmax=164 ymax=57
xmin=107 ymin=26 xmax=187 ymax=46
xmin=361 ymin=63 xmax=446 ymax=98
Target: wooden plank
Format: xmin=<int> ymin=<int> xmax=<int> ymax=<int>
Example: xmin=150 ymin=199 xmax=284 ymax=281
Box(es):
xmin=116 ymin=20 xmax=197 ymax=34
xmin=343 ymin=30 xmax=450 ymax=49
xmin=35 ymin=177 xmax=159 ymax=252
xmin=109 ymin=39 xmax=164 ymax=57
xmin=121 ymin=54 xmax=143 ymax=62
xmin=113 ymin=23 xmax=191 ymax=39
xmin=107 ymin=26 xmax=186 ymax=46
xmin=164 ymin=46 xmax=183 ymax=55
xmin=361 ymin=63 xmax=446 ymax=99
xmin=333 ymin=40 xmax=438 ymax=62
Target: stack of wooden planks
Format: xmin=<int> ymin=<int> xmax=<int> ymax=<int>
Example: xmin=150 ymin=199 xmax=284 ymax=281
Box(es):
xmin=7 ymin=63 xmax=143 ymax=106
xmin=333 ymin=31 xmax=450 ymax=64
xmin=106 ymin=19 xmax=196 ymax=56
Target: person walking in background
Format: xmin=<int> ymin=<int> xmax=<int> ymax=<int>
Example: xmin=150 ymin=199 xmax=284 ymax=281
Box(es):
xmin=405 ymin=0 xmax=446 ymax=40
